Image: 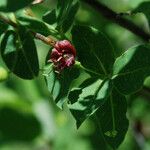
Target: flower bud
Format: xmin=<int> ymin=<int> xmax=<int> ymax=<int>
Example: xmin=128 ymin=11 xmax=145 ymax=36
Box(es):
xmin=50 ymin=40 xmax=76 ymax=72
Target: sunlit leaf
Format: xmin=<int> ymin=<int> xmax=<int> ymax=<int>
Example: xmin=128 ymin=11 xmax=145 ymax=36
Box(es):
xmin=68 ymin=78 xmax=112 ymax=128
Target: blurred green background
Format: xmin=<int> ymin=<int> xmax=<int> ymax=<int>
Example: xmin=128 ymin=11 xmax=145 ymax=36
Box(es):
xmin=1 ymin=0 xmax=150 ymax=149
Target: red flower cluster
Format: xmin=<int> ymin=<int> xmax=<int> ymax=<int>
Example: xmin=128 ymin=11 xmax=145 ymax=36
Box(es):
xmin=50 ymin=40 xmax=76 ymax=72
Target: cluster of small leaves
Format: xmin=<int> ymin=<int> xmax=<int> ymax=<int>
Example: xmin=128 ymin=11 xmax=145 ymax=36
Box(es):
xmin=0 ymin=0 xmax=150 ymax=149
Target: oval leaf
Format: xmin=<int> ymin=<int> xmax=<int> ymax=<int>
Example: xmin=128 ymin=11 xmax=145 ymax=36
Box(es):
xmin=72 ymin=25 xmax=115 ymax=77
xmin=1 ymin=28 xmax=39 ymax=79
xmin=113 ymin=44 xmax=150 ymax=95
xmin=95 ymin=89 xmax=129 ymax=149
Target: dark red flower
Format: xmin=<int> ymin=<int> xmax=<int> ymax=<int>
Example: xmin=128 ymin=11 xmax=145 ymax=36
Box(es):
xmin=50 ymin=40 xmax=76 ymax=72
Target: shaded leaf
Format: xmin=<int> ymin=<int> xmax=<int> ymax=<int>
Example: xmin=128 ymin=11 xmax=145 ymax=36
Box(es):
xmin=56 ymin=0 xmax=80 ymax=33
xmin=113 ymin=44 xmax=150 ymax=95
xmin=95 ymin=89 xmax=129 ymax=149
xmin=42 ymin=9 xmax=57 ymax=25
xmin=43 ymin=0 xmax=79 ymax=33
xmin=1 ymin=28 xmax=39 ymax=79
xmin=0 ymin=0 xmax=34 ymax=12
xmin=0 ymin=21 xmax=8 ymax=36
xmin=17 ymin=13 xmax=57 ymax=36
xmin=0 ymin=107 xmax=41 ymax=142
xmin=72 ymin=25 xmax=115 ymax=77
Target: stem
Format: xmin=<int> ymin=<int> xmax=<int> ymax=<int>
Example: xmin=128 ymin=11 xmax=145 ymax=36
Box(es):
xmin=0 ymin=13 xmax=56 ymax=46
xmin=0 ymin=14 xmax=17 ymax=28
xmin=110 ymin=93 xmax=116 ymax=132
xmin=81 ymin=0 xmax=150 ymax=42
xmin=93 ymin=51 xmax=107 ymax=75
xmin=34 ymin=33 xmax=56 ymax=46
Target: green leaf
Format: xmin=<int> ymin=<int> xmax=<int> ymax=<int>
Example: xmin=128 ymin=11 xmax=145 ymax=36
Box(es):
xmin=56 ymin=0 xmax=80 ymax=33
xmin=113 ymin=44 xmax=150 ymax=95
xmin=95 ymin=89 xmax=129 ymax=149
xmin=72 ymin=25 xmax=115 ymax=77
xmin=43 ymin=0 xmax=79 ymax=33
xmin=16 ymin=13 xmax=57 ymax=36
xmin=0 ymin=107 xmax=41 ymax=142
xmin=68 ymin=78 xmax=112 ymax=128
xmin=42 ymin=9 xmax=57 ymax=25
xmin=0 ymin=0 xmax=34 ymax=12
xmin=44 ymin=63 xmax=90 ymax=109
xmin=0 ymin=27 xmax=39 ymax=79
xmin=0 ymin=21 xmax=8 ymax=36
xmin=133 ymin=1 xmax=150 ymax=26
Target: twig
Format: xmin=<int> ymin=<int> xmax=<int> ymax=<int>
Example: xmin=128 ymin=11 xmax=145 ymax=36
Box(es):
xmin=0 ymin=14 xmax=56 ymax=47
xmin=0 ymin=14 xmax=17 ymax=28
xmin=34 ymin=33 xmax=56 ymax=46
xmin=81 ymin=0 xmax=150 ymax=42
